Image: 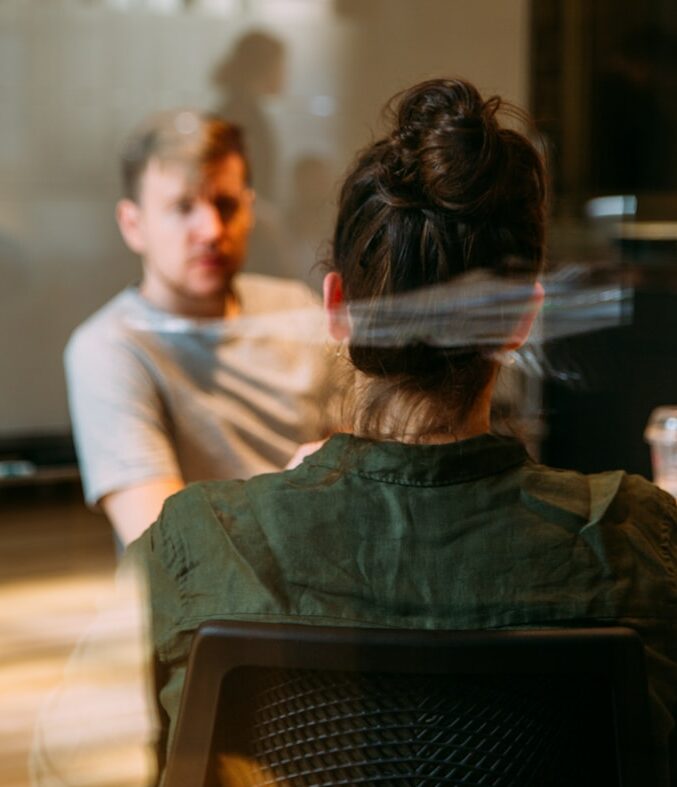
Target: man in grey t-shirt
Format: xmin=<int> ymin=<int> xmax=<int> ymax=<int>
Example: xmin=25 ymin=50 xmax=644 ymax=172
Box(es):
xmin=65 ymin=111 xmax=336 ymax=545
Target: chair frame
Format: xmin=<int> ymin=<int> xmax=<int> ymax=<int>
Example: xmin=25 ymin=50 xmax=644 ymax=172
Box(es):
xmin=162 ymin=622 xmax=655 ymax=787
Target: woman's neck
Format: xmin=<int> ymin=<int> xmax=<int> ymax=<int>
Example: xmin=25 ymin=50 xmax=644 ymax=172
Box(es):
xmin=404 ymin=409 xmax=491 ymax=445
xmin=350 ymin=371 xmax=495 ymax=445
xmin=379 ymin=406 xmax=491 ymax=445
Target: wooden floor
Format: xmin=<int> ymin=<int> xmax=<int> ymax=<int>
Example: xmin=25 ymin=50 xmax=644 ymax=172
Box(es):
xmin=1 ymin=483 xmax=117 ymax=787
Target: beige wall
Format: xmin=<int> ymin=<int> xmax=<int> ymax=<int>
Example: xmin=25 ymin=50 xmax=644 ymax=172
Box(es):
xmin=0 ymin=0 xmax=529 ymax=436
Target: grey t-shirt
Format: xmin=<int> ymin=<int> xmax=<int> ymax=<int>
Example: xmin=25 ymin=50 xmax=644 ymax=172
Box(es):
xmin=65 ymin=274 xmax=336 ymax=505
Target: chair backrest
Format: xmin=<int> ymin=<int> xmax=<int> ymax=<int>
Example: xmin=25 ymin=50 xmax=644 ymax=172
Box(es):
xmin=162 ymin=622 xmax=655 ymax=787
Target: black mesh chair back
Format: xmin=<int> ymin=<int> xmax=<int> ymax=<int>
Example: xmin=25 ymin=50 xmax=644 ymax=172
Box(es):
xmin=162 ymin=623 xmax=655 ymax=787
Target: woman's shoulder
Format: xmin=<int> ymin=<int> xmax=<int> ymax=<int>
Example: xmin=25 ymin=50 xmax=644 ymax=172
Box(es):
xmin=145 ymin=471 xmax=296 ymax=553
xmin=522 ymin=460 xmax=677 ymax=550
xmin=612 ymin=470 xmax=677 ymax=530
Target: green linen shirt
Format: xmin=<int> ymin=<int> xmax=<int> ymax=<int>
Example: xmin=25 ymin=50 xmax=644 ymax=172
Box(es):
xmin=128 ymin=432 xmax=677 ymax=783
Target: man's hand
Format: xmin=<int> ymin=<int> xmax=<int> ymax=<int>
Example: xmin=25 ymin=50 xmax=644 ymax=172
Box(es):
xmin=285 ymin=440 xmax=327 ymax=470
xmin=101 ymin=477 xmax=184 ymax=546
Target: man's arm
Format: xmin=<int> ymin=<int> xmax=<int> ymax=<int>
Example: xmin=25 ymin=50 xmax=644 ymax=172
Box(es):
xmin=285 ymin=439 xmax=327 ymax=470
xmin=101 ymin=477 xmax=184 ymax=546
xmin=65 ymin=321 xmax=186 ymax=545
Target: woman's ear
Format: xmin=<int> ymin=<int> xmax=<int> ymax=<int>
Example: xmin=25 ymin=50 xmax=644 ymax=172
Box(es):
xmin=505 ymin=280 xmax=544 ymax=350
xmin=323 ymin=272 xmax=351 ymax=341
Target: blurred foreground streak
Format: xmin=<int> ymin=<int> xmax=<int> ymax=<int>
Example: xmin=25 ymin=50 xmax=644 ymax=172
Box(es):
xmin=0 ymin=495 xmax=101 ymax=787
xmin=30 ymin=562 xmax=156 ymax=787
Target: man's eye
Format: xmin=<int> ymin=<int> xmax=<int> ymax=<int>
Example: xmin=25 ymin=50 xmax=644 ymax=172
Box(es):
xmin=175 ymin=199 xmax=195 ymax=215
xmin=214 ymin=197 xmax=239 ymax=219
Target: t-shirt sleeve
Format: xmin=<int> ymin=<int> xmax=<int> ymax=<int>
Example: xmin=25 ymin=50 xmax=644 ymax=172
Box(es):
xmin=64 ymin=324 xmax=181 ymax=506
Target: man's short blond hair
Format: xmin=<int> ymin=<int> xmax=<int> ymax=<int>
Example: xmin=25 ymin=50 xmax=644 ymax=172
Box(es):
xmin=120 ymin=110 xmax=250 ymax=201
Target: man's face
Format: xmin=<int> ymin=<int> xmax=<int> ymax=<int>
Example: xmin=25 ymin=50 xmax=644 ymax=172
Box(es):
xmin=117 ymin=153 xmax=253 ymax=316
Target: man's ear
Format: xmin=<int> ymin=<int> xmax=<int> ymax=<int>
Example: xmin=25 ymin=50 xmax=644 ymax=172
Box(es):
xmin=323 ymin=272 xmax=350 ymax=341
xmin=116 ymin=199 xmax=146 ymax=255
xmin=248 ymin=187 xmax=256 ymax=224
xmin=505 ymin=280 xmax=544 ymax=350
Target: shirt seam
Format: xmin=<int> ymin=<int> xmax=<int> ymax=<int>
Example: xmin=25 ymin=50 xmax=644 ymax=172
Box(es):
xmin=660 ymin=518 xmax=677 ymax=584
xmin=309 ymin=456 xmax=526 ymax=487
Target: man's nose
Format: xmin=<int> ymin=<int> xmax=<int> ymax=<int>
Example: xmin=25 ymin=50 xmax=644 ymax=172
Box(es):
xmin=193 ymin=201 xmax=224 ymax=242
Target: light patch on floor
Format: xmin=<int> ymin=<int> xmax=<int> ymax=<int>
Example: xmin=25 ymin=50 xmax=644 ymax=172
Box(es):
xmin=0 ymin=488 xmax=154 ymax=787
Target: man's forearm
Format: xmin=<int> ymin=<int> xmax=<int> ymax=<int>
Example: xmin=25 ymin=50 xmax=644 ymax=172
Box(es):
xmin=101 ymin=477 xmax=184 ymax=546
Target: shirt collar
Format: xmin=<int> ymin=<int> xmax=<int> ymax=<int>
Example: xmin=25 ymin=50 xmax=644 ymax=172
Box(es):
xmin=306 ymin=433 xmax=528 ymax=487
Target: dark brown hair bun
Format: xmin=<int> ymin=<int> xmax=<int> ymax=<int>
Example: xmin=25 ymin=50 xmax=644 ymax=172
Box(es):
xmin=381 ymin=80 xmax=543 ymax=233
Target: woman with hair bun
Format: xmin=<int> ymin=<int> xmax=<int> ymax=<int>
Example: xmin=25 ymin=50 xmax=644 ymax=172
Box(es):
xmin=130 ymin=79 xmax=676 ymax=783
